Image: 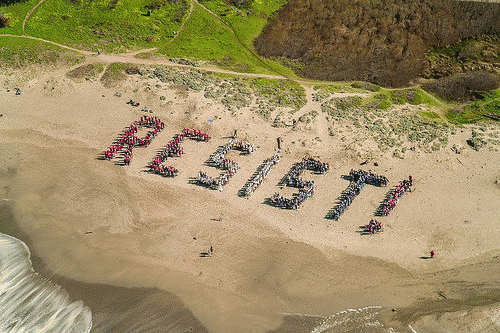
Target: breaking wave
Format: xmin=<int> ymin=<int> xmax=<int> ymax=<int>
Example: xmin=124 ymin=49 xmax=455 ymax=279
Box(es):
xmin=311 ymin=306 xmax=397 ymax=333
xmin=279 ymin=306 xmax=406 ymax=333
xmin=0 ymin=233 xmax=92 ymax=332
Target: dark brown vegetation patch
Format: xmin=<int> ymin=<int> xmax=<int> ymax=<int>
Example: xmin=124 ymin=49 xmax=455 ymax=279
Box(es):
xmin=145 ymin=0 xmax=184 ymax=10
xmin=0 ymin=13 xmax=9 ymax=28
xmin=101 ymin=63 xmax=139 ymax=88
xmin=423 ymin=35 xmax=500 ymax=79
xmin=108 ymin=0 xmax=118 ymax=9
xmin=0 ymin=0 xmax=25 ymax=5
xmin=66 ymin=63 xmax=104 ymax=80
xmin=254 ymin=0 xmax=500 ymax=87
xmin=423 ymin=71 xmax=500 ymax=102
xmin=125 ymin=66 xmax=140 ymax=75
xmin=226 ymin=0 xmax=252 ymax=8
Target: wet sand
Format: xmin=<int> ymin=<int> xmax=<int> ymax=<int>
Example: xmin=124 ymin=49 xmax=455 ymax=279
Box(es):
xmin=0 ymin=204 xmax=208 ymax=333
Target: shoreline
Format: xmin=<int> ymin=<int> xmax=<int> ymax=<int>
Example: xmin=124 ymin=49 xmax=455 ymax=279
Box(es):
xmin=3 ymin=209 xmax=500 ymax=333
xmin=0 ymin=204 xmax=208 ymax=333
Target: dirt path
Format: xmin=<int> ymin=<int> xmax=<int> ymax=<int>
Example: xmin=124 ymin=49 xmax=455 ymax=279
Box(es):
xmin=164 ymin=0 xmax=194 ymax=46
xmin=0 ymin=33 xmax=291 ymax=84
xmin=290 ymin=84 xmax=321 ymax=121
xmin=22 ymin=0 xmax=46 ymax=35
xmin=0 ymin=30 xmax=445 ymax=117
xmin=0 ymin=34 xmax=94 ymax=55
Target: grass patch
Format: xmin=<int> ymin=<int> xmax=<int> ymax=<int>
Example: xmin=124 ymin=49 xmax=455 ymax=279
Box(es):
xmin=1 ymin=0 xmax=299 ymax=77
xmin=418 ymin=111 xmax=441 ymax=119
xmin=481 ymin=99 xmax=500 ymax=115
xmin=0 ymin=0 xmax=39 ymax=35
xmin=468 ymin=90 xmax=500 ymax=108
xmin=313 ymin=83 xmax=360 ymax=94
xmin=351 ymin=81 xmax=380 ymax=92
xmin=447 ymin=90 xmax=500 ymax=124
xmin=200 ymin=0 xmax=286 ymax=46
xmin=198 ymin=0 xmax=293 ymax=75
xmin=388 ymin=90 xmax=412 ymax=104
xmin=377 ymin=100 xmax=392 ymax=110
xmin=160 ymin=1 xmax=291 ymax=75
xmin=0 ymin=37 xmax=83 ymax=69
xmin=375 ymin=88 xmax=443 ymax=108
xmin=160 ymin=2 xmax=260 ymax=71
xmin=249 ymin=77 xmax=306 ymax=109
xmin=446 ymin=108 xmax=487 ymax=124
xmin=24 ymin=0 xmax=187 ymax=52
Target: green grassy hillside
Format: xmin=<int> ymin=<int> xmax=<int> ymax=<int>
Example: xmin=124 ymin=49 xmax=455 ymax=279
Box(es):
xmin=25 ymin=0 xmax=186 ymax=52
xmin=0 ymin=37 xmax=83 ymax=69
xmin=0 ymin=0 xmax=291 ymax=74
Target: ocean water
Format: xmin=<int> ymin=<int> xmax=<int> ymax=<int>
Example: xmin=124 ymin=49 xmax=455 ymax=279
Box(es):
xmin=0 ymin=233 xmax=92 ymax=333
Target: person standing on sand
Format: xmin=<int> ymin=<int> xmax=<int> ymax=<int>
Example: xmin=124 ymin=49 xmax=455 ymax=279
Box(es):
xmin=430 ymin=250 xmax=435 ymax=258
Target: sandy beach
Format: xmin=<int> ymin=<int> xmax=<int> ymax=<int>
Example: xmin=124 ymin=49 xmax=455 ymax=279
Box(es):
xmin=1 ymin=61 xmax=500 ymax=332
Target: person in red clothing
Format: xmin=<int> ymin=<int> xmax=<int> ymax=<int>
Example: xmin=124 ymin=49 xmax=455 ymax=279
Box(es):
xmin=430 ymin=250 xmax=435 ymax=258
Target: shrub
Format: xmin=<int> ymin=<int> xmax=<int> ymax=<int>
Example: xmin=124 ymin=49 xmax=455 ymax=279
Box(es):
xmin=109 ymin=0 xmax=118 ymax=9
xmin=1 ymin=0 xmax=26 ymax=5
xmin=467 ymin=137 xmax=487 ymax=151
xmin=226 ymin=0 xmax=252 ymax=8
xmin=423 ymin=71 xmax=500 ymax=101
xmin=0 ymin=13 xmax=9 ymax=28
xmin=146 ymin=0 xmax=184 ymax=10
xmin=352 ymin=81 xmax=380 ymax=92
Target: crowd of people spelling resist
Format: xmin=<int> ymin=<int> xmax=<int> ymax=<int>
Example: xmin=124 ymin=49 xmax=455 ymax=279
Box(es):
xmin=197 ymin=139 xmax=255 ymax=191
xmin=328 ymin=169 xmax=389 ymax=220
xmin=149 ymin=128 xmax=210 ymax=177
xmin=270 ymin=158 xmax=329 ymax=210
xmin=241 ymin=151 xmax=281 ymax=197
xmin=103 ymin=115 xmax=164 ymax=165
xmin=377 ymin=176 xmax=413 ymax=216
xmin=102 ymin=116 xmax=415 ymax=236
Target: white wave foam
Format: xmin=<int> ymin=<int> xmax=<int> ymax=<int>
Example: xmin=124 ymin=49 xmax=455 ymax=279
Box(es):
xmin=0 ymin=233 xmax=92 ymax=332
xmin=408 ymin=324 xmax=418 ymax=333
xmin=310 ymin=306 xmax=397 ymax=333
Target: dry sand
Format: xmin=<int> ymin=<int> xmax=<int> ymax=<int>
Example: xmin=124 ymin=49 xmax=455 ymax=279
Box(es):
xmin=1 ymin=62 xmax=500 ymax=332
